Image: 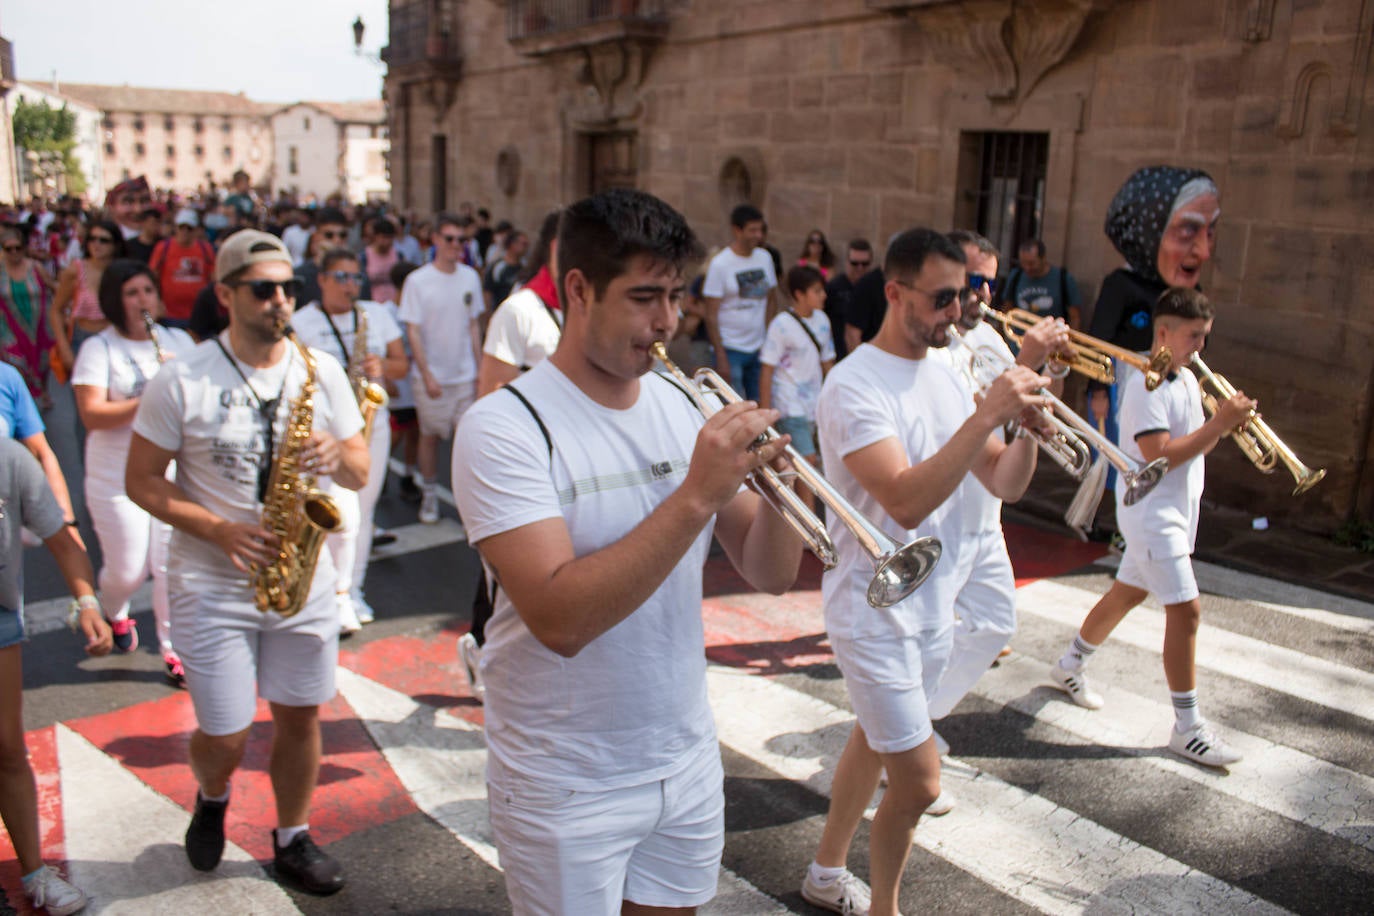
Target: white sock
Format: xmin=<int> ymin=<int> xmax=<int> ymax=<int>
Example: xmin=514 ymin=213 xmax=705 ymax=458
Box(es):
xmin=808 ymin=862 xmax=847 ymax=886
xmin=1171 ymin=689 xmax=1201 ymax=731
xmin=1058 ymin=634 xmax=1099 ymax=673
xmin=200 ymin=787 xmax=230 ymax=803
xmin=21 ymin=866 xmax=46 ymax=886
xmin=275 ymin=823 xmax=309 ymax=848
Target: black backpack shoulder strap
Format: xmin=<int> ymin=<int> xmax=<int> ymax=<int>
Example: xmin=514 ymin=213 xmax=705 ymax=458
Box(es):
xmin=502 ymin=382 xmax=552 ymax=459
xmin=786 ymin=308 xmax=825 ymax=356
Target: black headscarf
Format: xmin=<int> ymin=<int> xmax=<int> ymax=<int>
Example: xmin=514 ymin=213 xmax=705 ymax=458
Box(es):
xmin=1103 ymin=166 xmax=1214 ymax=286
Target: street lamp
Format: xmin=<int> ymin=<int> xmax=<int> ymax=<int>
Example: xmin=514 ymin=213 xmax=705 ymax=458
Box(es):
xmin=352 ymin=16 xmax=383 ymax=65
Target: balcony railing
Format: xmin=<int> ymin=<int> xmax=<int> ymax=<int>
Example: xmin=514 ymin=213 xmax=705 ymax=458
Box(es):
xmin=507 ymin=0 xmax=671 ymax=43
xmin=0 ymin=36 xmax=15 ymax=89
xmin=382 ymin=1 xmax=460 ymax=69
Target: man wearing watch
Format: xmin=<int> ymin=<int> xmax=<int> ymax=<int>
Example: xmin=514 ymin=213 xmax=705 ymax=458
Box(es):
xmin=0 ymin=437 xmax=112 ymax=915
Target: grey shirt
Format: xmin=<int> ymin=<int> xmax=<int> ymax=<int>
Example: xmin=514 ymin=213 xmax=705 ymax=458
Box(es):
xmin=0 ymin=438 xmax=64 ymax=614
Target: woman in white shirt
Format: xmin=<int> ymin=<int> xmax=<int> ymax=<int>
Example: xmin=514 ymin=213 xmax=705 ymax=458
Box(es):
xmin=71 ymin=260 xmax=195 ymax=686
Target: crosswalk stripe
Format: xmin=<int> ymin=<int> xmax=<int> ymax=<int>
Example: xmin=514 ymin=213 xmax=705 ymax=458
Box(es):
xmin=334 ymin=666 xmax=790 ymax=914
xmin=55 ymin=724 xmax=297 ymax=913
xmin=387 ymin=457 xmax=459 ymax=509
xmin=1017 ymin=579 xmax=1374 ymax=724
xmin=966 ymin=652 xmax=1374 ymax=853
xmin=706 ymin=664 xmax=1289 ymax=915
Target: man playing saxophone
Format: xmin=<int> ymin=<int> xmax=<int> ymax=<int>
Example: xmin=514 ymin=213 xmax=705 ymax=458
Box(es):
xmin=125 ymin=231 xmax=368 ymax=895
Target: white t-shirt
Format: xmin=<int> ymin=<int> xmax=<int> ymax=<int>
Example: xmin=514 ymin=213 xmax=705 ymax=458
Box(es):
xmin=281 ymin=224 xmax=312 ymax=266
xmin=1115 ymin=366 xmax=1205 ymax=557
xmin=290 ymin=301 xmax=403 ymax=385
xmin=452 ymin=361 xmax=716 ymax=791
xmin=816 ymin=343 xmax=980 ymax=639
xmin=132 ymin=333 xmax=364 ymax=600
xmin=482 ymin=288 xmax=562 ymax=371
xmin=396 ymin=262 xmax=485 ymax=385
xmin=703 ymin=247 xmax=776 ymax=353
xmin=931 ymin=322 xmax=1012 ymax=535
xmin=72 ymin=325 xmax=196 ymax=489
xmin=382 ymin=301 xmax=414 ymax=409
xmin=759 ymin=309 xmax=834 ymax=420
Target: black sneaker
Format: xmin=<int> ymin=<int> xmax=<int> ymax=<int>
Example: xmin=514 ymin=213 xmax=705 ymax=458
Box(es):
xmin=273 ymin=830 xmax=345 ymax=895
xmin=397 ymin=474 xmax=422 ymax=503
xmin=185 ymin=792 xmax=228 ymax=871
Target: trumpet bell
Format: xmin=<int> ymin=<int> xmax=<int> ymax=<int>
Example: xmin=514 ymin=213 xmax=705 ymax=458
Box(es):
xmin=1121 ymin=458 xmax=1169 ymax=506
xmin=869 ymin=536 xmax=943 ymax=608
xmin=1292 ymin=466 xmax=1326 ymax=497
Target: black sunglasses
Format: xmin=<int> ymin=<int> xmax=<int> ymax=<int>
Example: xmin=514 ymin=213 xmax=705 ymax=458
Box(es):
xmin=230 ymin=278 xmax=303 ymax=301
xmin=88 ymin=235 xmax=116 ymax=244
xmin=1 ymin=245 xmax=22 ymax=253
xmin=967 ymin=273 xmax=998 ymax=294
xmin=895 ymin=280 xmax=960 ymax=311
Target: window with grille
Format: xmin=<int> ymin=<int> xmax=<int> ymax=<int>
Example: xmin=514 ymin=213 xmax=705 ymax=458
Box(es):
xmin=955 ymin=131 xmax=1048 ymax=264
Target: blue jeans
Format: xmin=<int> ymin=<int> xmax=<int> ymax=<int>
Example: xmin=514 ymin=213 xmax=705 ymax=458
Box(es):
xmin=725 ymin=348 xmax=762 ymax=402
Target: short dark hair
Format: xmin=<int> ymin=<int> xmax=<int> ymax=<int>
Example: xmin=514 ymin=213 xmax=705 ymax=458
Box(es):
xmin=729 ymin=203 xmax=764 ymax=229
xmin=785 ymin=265 xmax=825 ymax=297
xmin=520 ymin=209 xmax=561 ymax=284
xmin=884 ymin=227 xmax=965 ymax=280
xmin=370 ymin=217 xmax=396 ymax=236
xmin=1153 ymin=286 xmax=1214 ymax=325
xmin=320 ymin=247 xmax=360 ymax=273
xmin=948 ymin=229 xmax=998 ymax=259
xmin=98 ymin=259 xmax=158 ymax=333
xmin=435 ymin=212 xmax=472 ymax=234
xmin=391 ymin=260 xmax=420 ymax=291
xmin=1018 ymin=237 xmax=1047 ymax=258
xmin=847 ymin=238 xmax=873 ymax=254
xmin=140 ymin=208 xmax=162 ymax=221
xmin=315 ymin=207 xmax=347 ymax=228
xmin=557 ymin=188 xmax=704 ymax=301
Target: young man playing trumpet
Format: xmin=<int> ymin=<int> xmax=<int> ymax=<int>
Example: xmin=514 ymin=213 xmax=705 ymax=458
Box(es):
xmin=922 ymin=231 xmax=1070 ymax=750
xmin=451 ymin=189 xmax=804 ymax=915
xmin=801 ymin=228 xmax=1048 ymax=916
xmin=1051 ymin=287 xmax=1254 ymax=768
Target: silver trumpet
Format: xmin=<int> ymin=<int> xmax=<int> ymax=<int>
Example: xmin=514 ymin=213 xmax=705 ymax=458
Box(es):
xmin=947 ymin=328 xmax=1168 ymax=506
xmin=651 ymin=342 xmax=941 ymax=608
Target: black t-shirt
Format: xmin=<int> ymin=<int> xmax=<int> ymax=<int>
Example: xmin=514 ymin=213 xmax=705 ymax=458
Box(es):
xmin=188 ymin=284 xmax=227 ymax=341
xmin=845 ymin=268 xmax=887 ymax=344
xmin=485 ymin=260 xmax=521 ymax=307
xmin=1087 ymin=268 xmax=1166 ymax=353
xmin=125 ymin=236 xmax=156 ymax=264
xmin=823 ymin=273 xmax=855 ymax=360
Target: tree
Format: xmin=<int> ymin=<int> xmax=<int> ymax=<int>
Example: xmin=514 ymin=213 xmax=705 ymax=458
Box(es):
xmin=12 ymin=98 xmax=88 ymax=195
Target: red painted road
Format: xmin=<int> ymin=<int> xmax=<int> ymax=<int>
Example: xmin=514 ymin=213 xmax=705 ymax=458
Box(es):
xmin=0 ymin=522 xmax=1103 ymax=911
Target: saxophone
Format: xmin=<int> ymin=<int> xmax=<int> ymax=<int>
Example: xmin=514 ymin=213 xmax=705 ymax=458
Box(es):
xmin=141 ymin=310 xmax=167 ymax=363
xmin=253 ymin=327 xmax=344 ymax=617
xmin=347 ymin=304 xmax=389 ymax=442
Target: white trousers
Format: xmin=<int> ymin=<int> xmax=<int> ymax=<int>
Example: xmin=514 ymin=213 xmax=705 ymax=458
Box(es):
xmin=326 ymin=410 xmax=390 ymax=596
xmin=925 ymin=529 xmax=1017 ymax=721
xmin=85 ymin=473 xmax=172 ymax=654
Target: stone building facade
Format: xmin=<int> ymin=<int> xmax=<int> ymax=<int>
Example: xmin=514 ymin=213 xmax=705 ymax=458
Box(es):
xmin=58 ymin=83 xmax=274 ymax=197
xmin=384 ymin=0 xmax=1374 ymax=534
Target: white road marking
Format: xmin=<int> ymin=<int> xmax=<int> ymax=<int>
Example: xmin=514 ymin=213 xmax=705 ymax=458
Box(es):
xmin=1017 ymin=578 xmax=1374 ymax=724
xmin=55 ymin=724 xmax=298 ymax=914
xmin=707 ymin=665 xmax=1289 ymax=915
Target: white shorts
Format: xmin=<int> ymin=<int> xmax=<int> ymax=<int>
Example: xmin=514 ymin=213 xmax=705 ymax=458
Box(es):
xmin=830 ymin=625 xmax=954 ymax=754
xmin=1115 ymin=546 xmax=1199 ymax=605
xmin=414 ymin=380 xmax=475 ymax=438
xmin=486 ymin=745 xmax=725 ymax=914
xmin=170 ymin=584 xmax=338 ymax=736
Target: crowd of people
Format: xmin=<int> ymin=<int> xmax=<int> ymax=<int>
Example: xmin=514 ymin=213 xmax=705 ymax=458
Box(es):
xmin=0 ymin=162 xmax=1243 ymax=915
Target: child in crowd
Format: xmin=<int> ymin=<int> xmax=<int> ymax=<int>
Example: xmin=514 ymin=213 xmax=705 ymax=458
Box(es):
xmin=1051 ymin=287 xmax=1255 ymax=767
xmin=759 ymin=266 xmax=836 ymax=495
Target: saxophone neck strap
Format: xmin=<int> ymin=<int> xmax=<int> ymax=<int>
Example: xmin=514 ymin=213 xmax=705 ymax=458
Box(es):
xmin=321 ymin=303 xmax=358 ymax=364
xmin=214 ymin=336 xmax=293 ymax=502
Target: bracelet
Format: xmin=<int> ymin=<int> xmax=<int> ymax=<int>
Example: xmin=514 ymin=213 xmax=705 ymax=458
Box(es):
xmin=64 ymin=519 xmax=79 ymax=527
xmin=66 ymin=595 xmax=100 ymax=632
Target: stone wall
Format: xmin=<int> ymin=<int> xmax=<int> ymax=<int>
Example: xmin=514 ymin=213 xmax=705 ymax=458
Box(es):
xmin=386 ymin=0 xmax=1374 ymax=532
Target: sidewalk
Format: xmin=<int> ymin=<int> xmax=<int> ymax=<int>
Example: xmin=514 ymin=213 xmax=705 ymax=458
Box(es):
xmin=1009 ymin=464 xmax=1374 ymax=605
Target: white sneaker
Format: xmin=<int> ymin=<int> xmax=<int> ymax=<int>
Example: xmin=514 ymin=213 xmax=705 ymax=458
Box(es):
xmin=350 ymin=589 xmax=376 ymax=624
xmin=23 ymin=865 xmax=89 ymax=915
xmin=418 ymin=486 xmax=439 ymax=524
xmin=457 ymin=632 xmax=485 ymax=702
xmin=1050 ymin=662 xmax=1104 ymax=709
xmin=925 ymin=789 xmax=955 ymax=816
xmin=1169 ymin=721 xmax=1243 ymax=767
xmin=337 ymin=593 xmax=362 ymax=637
xmin=801 ymin=868 xmax=871 ymax=915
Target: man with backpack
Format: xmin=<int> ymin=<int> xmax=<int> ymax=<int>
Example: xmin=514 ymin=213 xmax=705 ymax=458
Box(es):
xmin=998 ymin=238 xmax=1082 ymax=330
xmin=150 ymin=210 xmax=215 ymax=329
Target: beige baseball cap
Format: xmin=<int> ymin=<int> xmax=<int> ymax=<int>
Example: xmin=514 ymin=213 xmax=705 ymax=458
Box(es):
xmin=215 ymin=229 xmax=293 ymax=282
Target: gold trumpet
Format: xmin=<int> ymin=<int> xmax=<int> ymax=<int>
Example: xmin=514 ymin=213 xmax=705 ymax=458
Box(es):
xmin=650 ymin=342 xmax=941 ymax=608
xmin=947 ymin=327 xmax=1169 ymax=506
xmin=979 ymin=304 xmax=1172 ymax=391
xmin=1188 ymin=353 xmax=1325 ymax=496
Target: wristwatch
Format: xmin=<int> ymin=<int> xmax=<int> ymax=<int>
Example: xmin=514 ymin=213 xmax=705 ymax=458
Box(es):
xmin=66 ymin=594 xmax=100 ymax=632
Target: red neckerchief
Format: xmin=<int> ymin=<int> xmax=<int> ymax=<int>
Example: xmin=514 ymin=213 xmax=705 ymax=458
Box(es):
xmin=525 ymin=265 xmax=559 ymax=311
